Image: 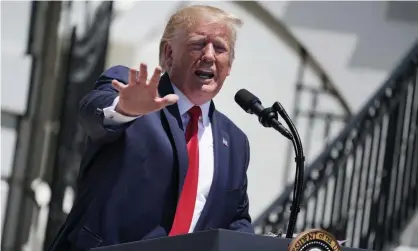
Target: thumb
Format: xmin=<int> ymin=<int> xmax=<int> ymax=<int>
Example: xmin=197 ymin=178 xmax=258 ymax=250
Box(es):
xmin=112 ymin=80 xmax=125 ymax=92
xmin=156 ymin=94 xmax=179 ymax=107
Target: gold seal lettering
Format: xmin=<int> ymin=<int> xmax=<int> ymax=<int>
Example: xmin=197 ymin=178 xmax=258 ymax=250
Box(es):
xmin=287 ymin=229 xmax=342 ymax=251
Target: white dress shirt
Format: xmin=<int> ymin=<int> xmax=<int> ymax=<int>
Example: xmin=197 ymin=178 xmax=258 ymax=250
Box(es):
xmin=102 ymin=85 xmax=214 ymax=232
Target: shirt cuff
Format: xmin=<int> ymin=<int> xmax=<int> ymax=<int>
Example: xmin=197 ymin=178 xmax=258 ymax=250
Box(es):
xmin=103 ymin=96 xmax=140 ymax=125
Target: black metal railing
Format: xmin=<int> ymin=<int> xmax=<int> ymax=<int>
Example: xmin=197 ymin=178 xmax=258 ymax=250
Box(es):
xmin=254 ymin=41 xmax=418 ymax=251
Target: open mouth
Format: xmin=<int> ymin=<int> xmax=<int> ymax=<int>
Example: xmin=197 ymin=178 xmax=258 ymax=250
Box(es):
xmin=195 ymin=70 xmax=214 ymax=80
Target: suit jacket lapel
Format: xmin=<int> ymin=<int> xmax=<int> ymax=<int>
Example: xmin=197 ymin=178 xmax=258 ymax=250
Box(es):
xmin=194 ymin=107 xmax=230 ymax=231
xmin=158 ymin=73 xmax=188 ymax=197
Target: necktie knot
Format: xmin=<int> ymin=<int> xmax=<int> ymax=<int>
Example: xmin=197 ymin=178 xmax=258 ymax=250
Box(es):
xmin=188 ymin=106 xmax=201 ymax=121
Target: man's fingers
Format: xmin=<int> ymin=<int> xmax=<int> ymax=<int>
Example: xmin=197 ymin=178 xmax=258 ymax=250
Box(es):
xmin=137 ymin=63 xmax=148 ymax=85
xmin=148 ymin=66 xmax=163 ymax=89
xmin=112 ymin=80 xmax=125 ymax=92
xmin=156 ymin=94 xmax=179 ymax=107
xmin=129 ymin=68 xmax=137 ymax=86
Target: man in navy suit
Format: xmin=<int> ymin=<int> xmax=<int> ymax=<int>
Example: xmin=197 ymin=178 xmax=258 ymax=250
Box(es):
xmin=48 ymin=4 xmax=254 ymax=251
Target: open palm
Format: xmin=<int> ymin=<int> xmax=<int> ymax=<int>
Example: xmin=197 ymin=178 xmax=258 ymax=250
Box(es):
xmin=112 ymin=63 xmax=179 ymax=116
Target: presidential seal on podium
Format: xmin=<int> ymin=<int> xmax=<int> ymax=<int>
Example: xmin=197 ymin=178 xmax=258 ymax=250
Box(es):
xmin=288 ymin=229 xmax=342 ymax=251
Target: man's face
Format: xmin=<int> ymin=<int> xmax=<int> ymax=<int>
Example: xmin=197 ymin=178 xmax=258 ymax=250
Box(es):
xmin=165 ymin=18 xmax=233 ymax=105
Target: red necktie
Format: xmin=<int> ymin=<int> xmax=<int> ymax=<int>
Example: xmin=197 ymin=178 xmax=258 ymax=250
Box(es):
xmin=169 ymin=106 xmax=201 ymax=236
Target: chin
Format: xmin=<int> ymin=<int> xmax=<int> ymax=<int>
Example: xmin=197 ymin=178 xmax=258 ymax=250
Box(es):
xmin=201 ymin=82 xmax=219 ymax=92
xmin=186 ymin=87 xmax=216 ymax=105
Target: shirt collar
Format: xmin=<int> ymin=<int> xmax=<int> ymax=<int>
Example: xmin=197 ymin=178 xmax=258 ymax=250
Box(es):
xmin=171 ymin=84 xmax=211 ymax=126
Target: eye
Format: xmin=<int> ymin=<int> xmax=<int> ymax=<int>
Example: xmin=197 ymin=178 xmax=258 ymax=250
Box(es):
xmin=215 ymin=45 xmax=227 ymax=53
xmin=190 ymin=41 xmax=205 ymax=50
xmin=213 ymin=42 xmax=227 ymax=53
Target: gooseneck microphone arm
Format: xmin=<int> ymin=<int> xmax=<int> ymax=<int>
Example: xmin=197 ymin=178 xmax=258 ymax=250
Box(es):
xmin=272 ymin=102 xmax=305 ymax=239
xmin=234 ymin=89 xmax=305 ymax=239
xmin=258 ymin=106 xmax=293 ymax=140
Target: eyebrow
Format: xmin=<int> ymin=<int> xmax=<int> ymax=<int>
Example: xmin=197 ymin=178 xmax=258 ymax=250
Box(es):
xmin=188 ymin=36 xmax=228 ymax=46
xmin=188 ymin=36 xmax=205 ymax=43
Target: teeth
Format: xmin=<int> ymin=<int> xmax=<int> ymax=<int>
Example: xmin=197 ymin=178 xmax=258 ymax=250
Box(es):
xmin=196 ymin=69 xmax=212 ymax=73
xmin=195 ymin=70 xmax=214 ymax=79
xmin=198 ymin=75 xmax=211 ymax=79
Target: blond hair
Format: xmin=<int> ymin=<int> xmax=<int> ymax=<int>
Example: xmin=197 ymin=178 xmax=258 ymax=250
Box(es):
xmin=159 ymin=5 xmax=243 ymax=70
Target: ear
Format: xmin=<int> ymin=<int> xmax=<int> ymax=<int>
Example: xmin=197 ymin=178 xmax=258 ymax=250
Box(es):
xmin=164 ymin=43 xmax=173 ymax=68
xmin=227 ymin=59 xmax=233 ymax=76
xmin=227 ymin=51 xmax=234 ymax=76
xmin=227 ymin=65 xmax=232 ymax=76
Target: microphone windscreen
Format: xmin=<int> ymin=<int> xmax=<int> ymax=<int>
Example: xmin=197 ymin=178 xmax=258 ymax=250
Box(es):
xmin=234 ymin=89 xmax=260 ymax=113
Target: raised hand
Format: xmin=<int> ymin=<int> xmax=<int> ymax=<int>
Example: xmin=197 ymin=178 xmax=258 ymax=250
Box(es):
xmin=112 ymin=63 xmax=179 ymax=116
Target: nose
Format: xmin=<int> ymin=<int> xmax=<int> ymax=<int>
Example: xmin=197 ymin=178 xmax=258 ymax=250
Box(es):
xmin=201 ymin=44 xmax=215 ymax=63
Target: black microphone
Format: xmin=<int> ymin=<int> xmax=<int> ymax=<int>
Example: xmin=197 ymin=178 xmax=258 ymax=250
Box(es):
xmin=234 ymin=88 xmax=305 ymax=239
xmin=234 ymin=89 xmax=293 ymax=140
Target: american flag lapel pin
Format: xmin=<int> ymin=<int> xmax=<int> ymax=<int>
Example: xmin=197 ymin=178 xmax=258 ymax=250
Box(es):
xmin=222 ymin=137 xmax=228 ymax=147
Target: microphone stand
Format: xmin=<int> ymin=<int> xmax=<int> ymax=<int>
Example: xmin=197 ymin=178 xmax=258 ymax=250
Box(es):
xmin=269 ymin=102 xmax=305 ymax=239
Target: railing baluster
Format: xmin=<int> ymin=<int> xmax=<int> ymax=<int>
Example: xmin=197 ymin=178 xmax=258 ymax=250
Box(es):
xmin=351 ymin=136 xmax=367 ymax=247
xmin=336 ymin=153 xmax=350 ymax=231
xmin=358 ymin=120 xmax=377 ymax=247
xmin=329 ymin=159 xmax=341 ymax=226
xmin=376 ymin=100 xmax=400 ymax=250
xmin=402 ymin=71 xmax=417 ymax=227
xmin=395 ymin=79 xmax=414 ymax=232
xmin=304 ymin=90 xmax=319 ymax=160
xmin=313 ymin=163 xmax=328 ymax=227
xmin=345 ymin=136 xmax=359 ymax=247
xmin=367 ymin=111 xmax=388 ymax=249
xmin=320 ymin=161 xmax=332 ymax=228
xmin=388 ymin=86 xmax=408 ymax=242
xmin=409 ymin=108 xmax=418 ymax=211
xmin=409 ymin=66 xmax=418 ymax=212
xmin=324 ymin=114 xmax=332 ymax=146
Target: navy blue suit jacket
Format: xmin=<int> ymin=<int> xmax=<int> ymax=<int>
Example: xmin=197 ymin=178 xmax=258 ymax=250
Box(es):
xmin=48 ymin=65 xmax=254 ymax=251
